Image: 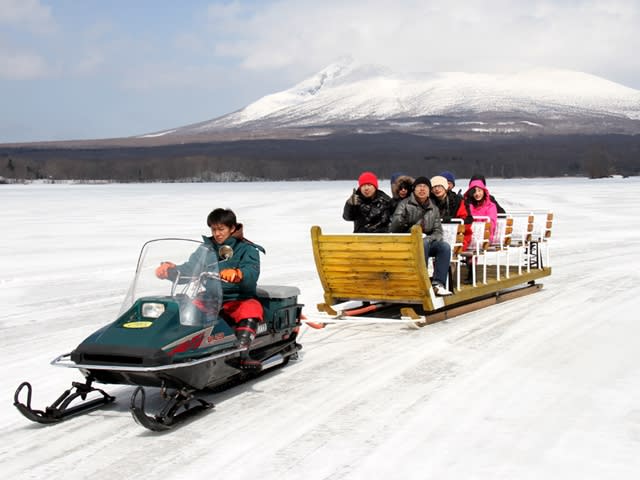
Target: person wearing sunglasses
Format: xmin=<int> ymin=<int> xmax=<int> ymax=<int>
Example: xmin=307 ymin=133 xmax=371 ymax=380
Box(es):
xmin=390 ymin=174 xmax=415 ymax=212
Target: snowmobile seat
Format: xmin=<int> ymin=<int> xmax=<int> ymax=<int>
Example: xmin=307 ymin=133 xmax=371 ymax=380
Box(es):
xmin=256 ymin=285 xmax=302 ymax=331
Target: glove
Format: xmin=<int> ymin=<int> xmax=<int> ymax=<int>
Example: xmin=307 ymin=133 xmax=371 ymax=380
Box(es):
xmin=348 ymin=188 xmax=360 ymax=206
xmin=219 ymin=268 xmax=243 ymax=283
xmin=155 ymin=261 xmax=176 ymax=279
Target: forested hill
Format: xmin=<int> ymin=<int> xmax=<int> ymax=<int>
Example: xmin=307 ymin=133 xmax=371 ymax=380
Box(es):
xmin=1 ymin=133 xmax=639 ymax=182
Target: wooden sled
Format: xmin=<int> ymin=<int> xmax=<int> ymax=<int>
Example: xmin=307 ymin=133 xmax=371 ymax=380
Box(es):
xmin=307 ymin=224 xmax=552 ymax=328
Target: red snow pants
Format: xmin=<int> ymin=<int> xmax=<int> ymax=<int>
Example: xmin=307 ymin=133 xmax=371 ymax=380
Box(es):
xmin=220 ymin=299 xmax=264 ymax=323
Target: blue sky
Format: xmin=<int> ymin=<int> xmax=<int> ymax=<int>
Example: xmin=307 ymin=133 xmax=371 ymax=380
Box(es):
xmin=1 ymin=0 xmax=639 ymax=143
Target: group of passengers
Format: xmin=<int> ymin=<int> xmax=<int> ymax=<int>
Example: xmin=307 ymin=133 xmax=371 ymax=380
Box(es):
xmin=342 ymin=170 xmax=505 ymax=296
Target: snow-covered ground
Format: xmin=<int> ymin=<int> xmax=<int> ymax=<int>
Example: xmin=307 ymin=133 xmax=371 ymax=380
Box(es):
xmin=2 ymin=178 xmax=639 ymax=479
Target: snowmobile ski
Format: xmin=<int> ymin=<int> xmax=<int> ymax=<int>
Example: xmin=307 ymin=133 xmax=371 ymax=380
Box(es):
xmin=130 ymin=386 xmax=214 ymax=432
xmin=14 ymin=378 xmax=115 ymax=424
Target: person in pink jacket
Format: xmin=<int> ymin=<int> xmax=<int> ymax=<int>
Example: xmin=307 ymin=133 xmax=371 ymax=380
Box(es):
xmin=464 ymin=179 xmax=498 ymax=242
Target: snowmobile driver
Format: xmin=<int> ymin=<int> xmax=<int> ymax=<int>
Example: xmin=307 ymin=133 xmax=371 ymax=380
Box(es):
xmin=155 ymin=208 xmax=265 ymax=370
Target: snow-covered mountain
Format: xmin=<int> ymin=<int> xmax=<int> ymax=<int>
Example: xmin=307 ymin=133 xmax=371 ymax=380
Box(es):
xmin=155 ymin=59 xmax=640 ymax=139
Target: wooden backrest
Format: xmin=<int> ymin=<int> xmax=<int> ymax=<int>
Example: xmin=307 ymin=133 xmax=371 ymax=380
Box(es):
xmin=441 ymin=220 xmax=461 ymax=245
xmin=310 ymin=225 xmax=434 ymax=310
xmin=441 ymin=220 xmax=465 ymax=257
xmin=453 ymin=223 xmax=466 ymax=255
xmin=525 ymin=215 xmax=534 ymax=243
xmin=491 ymin=215 xmax=513 ymax=249
xmin=543 ymin=212 xmax=554 ymax=239
xmin=442 ymin=221 xmax=466 ymax=257
xmin=510 ymin=213 xmax=535 ymax=246
xmin=469 ymin=217 xmax=492 ymax=252
xmin=530 ymin=212 xmax=553 ymax=242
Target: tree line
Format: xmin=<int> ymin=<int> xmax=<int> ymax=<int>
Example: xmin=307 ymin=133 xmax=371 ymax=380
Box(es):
xmin=1 ymin=133 xmax=638 ymax=182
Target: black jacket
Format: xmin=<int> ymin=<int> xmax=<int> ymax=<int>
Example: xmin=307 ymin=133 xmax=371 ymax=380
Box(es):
xmin=430 ymin=191 xmax=465 ymax=223
xmin=343 ymin=189 xmax=393 ymax=233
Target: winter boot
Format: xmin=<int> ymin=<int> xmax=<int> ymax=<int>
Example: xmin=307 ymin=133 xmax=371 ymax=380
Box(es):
xmin=235 ymin=318 xmax=262 ymax=371
xmin=463 ymin=267 xmax=473 ymax=285
xmin=462 ymin=259 xmax=474 ymax=285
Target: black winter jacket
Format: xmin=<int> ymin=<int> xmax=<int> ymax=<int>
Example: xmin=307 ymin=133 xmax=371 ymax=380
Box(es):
xmin=430 ymin=191 xmax=464 ymax=223
xmin=343 ymin=189 xmax=393 ymax=233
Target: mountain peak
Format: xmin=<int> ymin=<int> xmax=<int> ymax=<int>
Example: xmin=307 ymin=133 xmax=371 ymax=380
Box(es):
xmin=293 ymin=58 xmax=392 ymax=93
xmin=169 ymin=63 xmax=640 ymax=139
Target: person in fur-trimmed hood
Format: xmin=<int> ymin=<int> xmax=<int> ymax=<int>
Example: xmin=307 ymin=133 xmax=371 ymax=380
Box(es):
xmin=390 ymin=174 xmax=415 ymax=213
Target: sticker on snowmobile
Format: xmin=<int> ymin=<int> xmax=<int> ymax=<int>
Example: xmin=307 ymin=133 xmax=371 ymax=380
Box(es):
xmin=206 ymin=332 xmax=226 ymax=343
xmin=123 ymin=321 xmax=154 ymax=329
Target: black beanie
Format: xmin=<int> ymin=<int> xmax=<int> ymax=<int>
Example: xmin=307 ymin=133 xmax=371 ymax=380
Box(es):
xmin=413 ymin=176 xmax=431 ymax=190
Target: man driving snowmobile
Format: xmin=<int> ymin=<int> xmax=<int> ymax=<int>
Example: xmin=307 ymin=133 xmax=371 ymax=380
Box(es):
xmin=155 ymin=208 xmax=266 ymax=370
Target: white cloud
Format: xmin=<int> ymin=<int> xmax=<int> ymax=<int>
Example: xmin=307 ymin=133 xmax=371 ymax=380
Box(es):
xmin=119 ymin=63 xmax=231 ymax=90
xmin=207 ymin=0 xmax=251 ymax=26
xmin=0 ymin=48 xmax=47 ymax=79
xmin=202 ymin=0 xmax=640 ymax=86
xmin=72 ymin=51 xmax=106 ymax=76
xmin=0 ymin=0 xmax=56 ymax=33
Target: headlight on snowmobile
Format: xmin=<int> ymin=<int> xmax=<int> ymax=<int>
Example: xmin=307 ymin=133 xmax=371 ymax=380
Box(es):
xmin=141 ymin=302 xmax=165 ymax=319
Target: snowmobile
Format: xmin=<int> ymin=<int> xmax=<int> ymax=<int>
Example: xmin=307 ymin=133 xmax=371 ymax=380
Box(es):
xmin=14 ymin=238 xmax=303 ymax=431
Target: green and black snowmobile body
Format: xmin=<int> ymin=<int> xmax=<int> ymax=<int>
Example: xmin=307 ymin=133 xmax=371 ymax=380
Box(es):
xmin=14 ymin=238 xmax=303 ymax=430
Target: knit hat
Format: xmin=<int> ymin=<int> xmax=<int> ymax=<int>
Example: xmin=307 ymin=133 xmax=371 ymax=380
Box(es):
xmin=430 ymin=175 xmax=449 ymax=191
xmin=358 ymin=171 xmax=378 ymax=189
xmin=469 ymin=174 xmax=487 ymax=186
xmin=440 ymin=171 xmax=455 ymax=187
xmin=412 ymin=176 xmax=431 ymax=190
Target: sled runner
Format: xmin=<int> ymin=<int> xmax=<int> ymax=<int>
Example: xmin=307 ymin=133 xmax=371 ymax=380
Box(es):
xmin=307 ymin=219 xmax=552 ymax=328
xmin=14 ymin=238 xmax=303 ymax=431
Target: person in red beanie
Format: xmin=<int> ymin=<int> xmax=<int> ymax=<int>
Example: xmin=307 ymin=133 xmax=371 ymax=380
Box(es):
xmin=342 ymin=171 xmax=392 ymax=233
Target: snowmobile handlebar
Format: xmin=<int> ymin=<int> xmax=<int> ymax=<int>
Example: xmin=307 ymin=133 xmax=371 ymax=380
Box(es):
xmin=199 ymin=271 xmax=229 ymax=283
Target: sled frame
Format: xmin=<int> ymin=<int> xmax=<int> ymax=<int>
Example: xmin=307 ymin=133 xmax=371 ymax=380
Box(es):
xmin=311 ymin=225 xmax=552 ymax=317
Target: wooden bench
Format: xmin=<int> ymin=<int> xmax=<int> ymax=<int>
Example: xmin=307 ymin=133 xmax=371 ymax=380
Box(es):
xmin=532 ymin=212 xmax=554 ymax=268
xmin=442 ymin=221 xmax=467 ymax=290
xmin=486 ymin=215 xmax=514 ymax=280
xmin=460 ymin=217 xmax=492 ymax=286
xmin=509 ymin=211 xmax=554 ymax=271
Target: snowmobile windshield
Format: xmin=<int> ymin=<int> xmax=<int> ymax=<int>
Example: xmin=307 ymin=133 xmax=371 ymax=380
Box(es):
xmin=119 ymin=238 xmax=223 ymax=326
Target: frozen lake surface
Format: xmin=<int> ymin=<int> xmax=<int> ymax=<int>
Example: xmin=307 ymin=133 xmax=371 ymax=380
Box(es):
xmin=2 ymin=177 xmax=639 ymax=479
